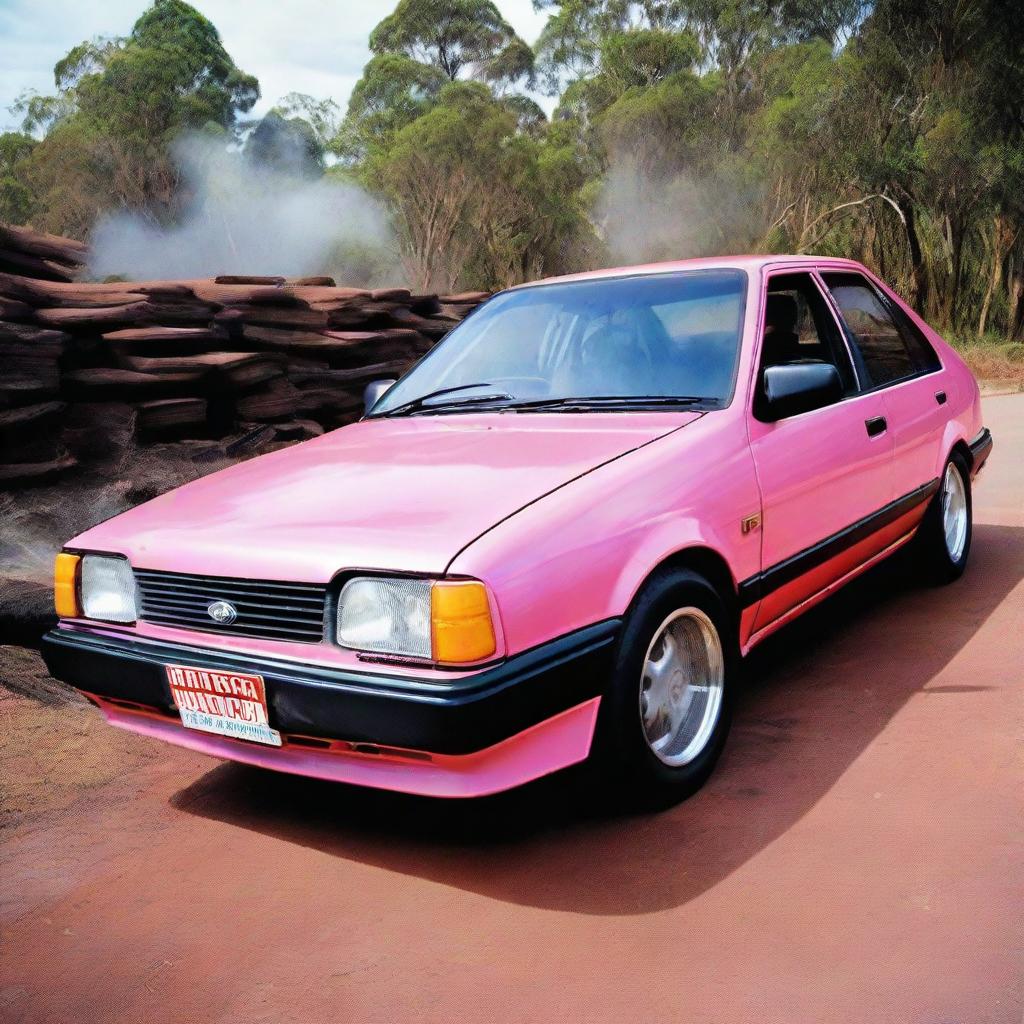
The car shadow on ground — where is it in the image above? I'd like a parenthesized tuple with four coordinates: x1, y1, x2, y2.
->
(171, 524, 1023, 916)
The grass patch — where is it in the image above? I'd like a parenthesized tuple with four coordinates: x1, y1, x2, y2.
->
(947, 333, 1024, 391)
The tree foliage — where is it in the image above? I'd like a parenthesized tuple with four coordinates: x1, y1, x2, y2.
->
(244, 111, 324, 177)
(8, 0, 1024, 338)
(341, 53, 448, 158)
(364, 82, 588, 288)
(369, 0, 534, 87)
(270, 93, 343, 152)
(0, 133, 37, 224)
(13, 0, 258, 234)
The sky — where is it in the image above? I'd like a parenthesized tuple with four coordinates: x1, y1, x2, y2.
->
(0, 0, 552, 133)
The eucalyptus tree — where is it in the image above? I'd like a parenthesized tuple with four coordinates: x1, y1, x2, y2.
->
(342, 0, 537, 158)
(340, 54, 448, 160)
(14, 0, 258, 235)
(270, 93, 343, 153)
(812, 0, 1024, 329)
(0, 133, 36, 224)
(245, 111, 324, 178)
(369, 0, 535, 88)
(365, 81, 588, 290)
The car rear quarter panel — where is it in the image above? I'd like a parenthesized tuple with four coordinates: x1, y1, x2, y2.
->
(447, 409, 762, 656)
(929, 337, 983, 471)
(859, 266, 984, 472)
(931, 343, 983, 474)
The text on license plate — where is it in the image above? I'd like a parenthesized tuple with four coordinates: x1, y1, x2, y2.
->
(166, 664, 282, 747)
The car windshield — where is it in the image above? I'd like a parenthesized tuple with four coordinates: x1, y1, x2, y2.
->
(371, 269, 747, 416)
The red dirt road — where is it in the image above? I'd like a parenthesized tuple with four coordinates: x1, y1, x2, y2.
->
(2, 395, 1022, 1024)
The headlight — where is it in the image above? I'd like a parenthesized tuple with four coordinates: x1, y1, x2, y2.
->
(80, 554, 138, 623)
(337, 577, 432, 658)
(337, 577, 496, 663)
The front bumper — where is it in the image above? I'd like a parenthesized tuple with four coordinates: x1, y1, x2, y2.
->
(42, 621, 619, 798)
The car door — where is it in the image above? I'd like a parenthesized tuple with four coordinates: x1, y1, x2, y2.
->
(745, 269, 895, 636)
(819, 270, 947, 498)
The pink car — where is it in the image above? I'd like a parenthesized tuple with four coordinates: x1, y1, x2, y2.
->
(44, 256, 992, 805)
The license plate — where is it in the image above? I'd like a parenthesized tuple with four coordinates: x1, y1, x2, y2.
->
(166, 664, 282, 747)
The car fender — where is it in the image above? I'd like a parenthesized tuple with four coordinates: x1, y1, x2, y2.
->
(603, 515, 741, 618)
(448, 413, 761, 656)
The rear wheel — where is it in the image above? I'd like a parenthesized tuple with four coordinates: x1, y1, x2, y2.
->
(591, 568, 735, 809)
(913, 451, 973, 583)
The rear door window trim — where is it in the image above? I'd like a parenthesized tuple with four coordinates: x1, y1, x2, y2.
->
(814, 268, 942, 396)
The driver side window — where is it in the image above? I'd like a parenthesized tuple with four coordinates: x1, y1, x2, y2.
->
(755, 272, 857, 420)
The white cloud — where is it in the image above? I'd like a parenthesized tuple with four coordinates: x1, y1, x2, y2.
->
(0, 0, 553, 133)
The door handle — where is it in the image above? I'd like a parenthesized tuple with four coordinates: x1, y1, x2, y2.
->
(865, 416, 887, 437)
(935, 390, 947, 405)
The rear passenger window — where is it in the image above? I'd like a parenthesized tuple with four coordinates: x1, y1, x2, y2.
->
(890, 305, 942, 373)
(821, 272, 939, 387)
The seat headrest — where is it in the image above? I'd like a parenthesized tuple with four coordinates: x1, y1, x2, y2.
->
(765, 293, 799, 335)
(585, 323, 630, 352)
(583, 323, 634, 357)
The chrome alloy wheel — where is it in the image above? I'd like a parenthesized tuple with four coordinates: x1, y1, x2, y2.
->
(941, 461, 968, 562)
(639, 607, 725, 767)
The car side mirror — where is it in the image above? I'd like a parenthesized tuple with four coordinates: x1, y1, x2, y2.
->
(761, 362, 843, 421)
(363, 379, 397, 415)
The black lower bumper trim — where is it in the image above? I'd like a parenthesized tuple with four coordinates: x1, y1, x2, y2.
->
(41, 621, 619, 755)
(969, 427, 993, 474)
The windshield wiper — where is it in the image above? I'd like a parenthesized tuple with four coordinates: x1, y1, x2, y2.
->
(377, 389, 715, 418)
(374, 383, 514, 418)
(499, 395, 715, 412)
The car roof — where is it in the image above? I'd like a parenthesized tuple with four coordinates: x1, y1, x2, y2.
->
(511, 254, 870, 290)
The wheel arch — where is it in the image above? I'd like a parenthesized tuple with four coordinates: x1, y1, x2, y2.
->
(627, 544, 740, 627)
(949, 438, 972, 471)
(936, 417, 976, 480)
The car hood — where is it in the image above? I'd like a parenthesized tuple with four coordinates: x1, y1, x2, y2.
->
(71, 412, 701, 581)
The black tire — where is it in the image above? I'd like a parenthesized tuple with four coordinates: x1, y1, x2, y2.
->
(590, 567, 736, 809)
(912, 450, 973, 584)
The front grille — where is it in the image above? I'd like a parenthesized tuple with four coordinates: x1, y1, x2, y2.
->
(134, 569, 328, 644)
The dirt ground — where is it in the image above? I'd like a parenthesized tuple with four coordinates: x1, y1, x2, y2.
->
(1, 394, 1022, 1024)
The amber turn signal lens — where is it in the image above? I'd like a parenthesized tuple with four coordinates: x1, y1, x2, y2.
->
(54, 552, 81, 618)
(431, 581, 496, 664)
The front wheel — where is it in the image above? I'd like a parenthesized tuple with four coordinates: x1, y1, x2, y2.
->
(591, 568, 736, 809)
(913, 451, 973, 583)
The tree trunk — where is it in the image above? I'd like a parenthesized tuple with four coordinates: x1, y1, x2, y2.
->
(1009, 261, 1024, 342)
(978, 216, 1008, 338)
(899, 199, 928, 315)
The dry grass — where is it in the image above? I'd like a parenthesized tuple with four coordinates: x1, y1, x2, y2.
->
(0, 646, 160, 829)
(949, 334, 1024, 392)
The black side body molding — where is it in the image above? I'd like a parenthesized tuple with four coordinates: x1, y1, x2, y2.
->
(738, 479, 940, 608)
